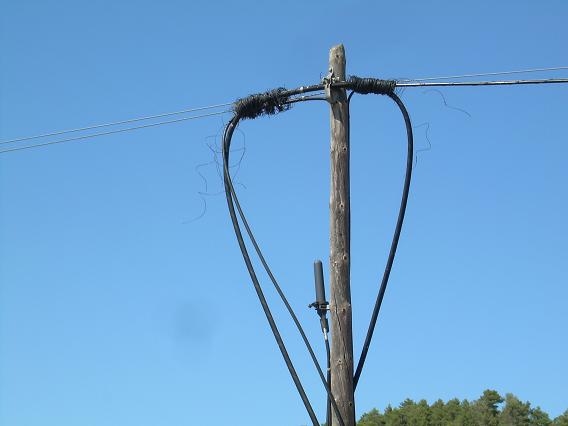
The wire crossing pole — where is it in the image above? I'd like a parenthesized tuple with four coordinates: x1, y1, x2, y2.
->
(328, 44, 355, 426)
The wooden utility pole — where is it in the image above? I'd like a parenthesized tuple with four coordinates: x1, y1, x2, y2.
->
(328, 44, 355, 426)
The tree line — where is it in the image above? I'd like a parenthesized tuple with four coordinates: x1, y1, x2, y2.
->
(357, 390, 568, 426)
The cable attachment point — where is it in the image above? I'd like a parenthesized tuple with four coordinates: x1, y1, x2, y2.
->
(348, 76, 397, 95)
(308, 301, 330, 314)
(322, 67, 340, 104)
(233, 87, 291, 120)
(309, 260, 330, 334)
(309, 300, 330, 338)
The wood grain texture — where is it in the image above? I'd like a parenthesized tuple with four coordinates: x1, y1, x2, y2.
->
(329, 44, 355, 426)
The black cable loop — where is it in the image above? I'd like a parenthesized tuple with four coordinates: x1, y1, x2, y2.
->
(352, 91, 414, 390)
(223, 110, 347, 426)
(224, 125, 345, 425)
(222, 117, 319, 426)
(223, 79, 412, 421)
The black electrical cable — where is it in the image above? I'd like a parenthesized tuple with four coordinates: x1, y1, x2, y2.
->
(352, 91, 414, 390)
(223, 91, 346, 426)
(223, 79, 412, 422)
(225, 141, 345, 426)
(222, 74, 567, 416)
(222, 114, 321, 426)
(325, 334, 332, 426)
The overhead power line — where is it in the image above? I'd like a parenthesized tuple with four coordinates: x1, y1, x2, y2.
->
(0, 102, 232, 146)
(2, 73, 567, 156)
(398, 66, 568, 82)
(395, 78, 568, 88)
(0, 110, 230, 154)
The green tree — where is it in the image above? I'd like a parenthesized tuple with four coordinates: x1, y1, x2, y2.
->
(529, 407, 552, 426)
(500, 393, 531, 426)
(382, 404, 407, 426)
(359, 408, 384, 426)
(356, 391, 563, 426)
(429, 399, 447, 426)
(397, 399, 431, 426)
(444, 398, 465, 425)
(474, 389, 504, 426)
(553, 410, 568, 426)
(459, 399, 479, 426)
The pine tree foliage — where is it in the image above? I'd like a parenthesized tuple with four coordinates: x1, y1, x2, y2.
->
(358, 390, 564, 426)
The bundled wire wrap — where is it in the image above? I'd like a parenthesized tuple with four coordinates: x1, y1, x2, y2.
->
(223, 76, 413, 424)
(233, 88, 292, 119)
(348, 76, 397, 95)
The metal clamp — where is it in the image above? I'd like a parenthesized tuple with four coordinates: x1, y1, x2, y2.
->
(322, 67, 340, 104)
(308, 301, 330, 312)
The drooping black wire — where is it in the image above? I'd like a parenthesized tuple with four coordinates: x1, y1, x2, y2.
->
(352, 92, 414, 390)
(325, 334, 332, 426)
(225, 138, 345, 426)
(223, 92, 346, 426)
(222, 81, 413, 420)
(222, 114, 321, 426)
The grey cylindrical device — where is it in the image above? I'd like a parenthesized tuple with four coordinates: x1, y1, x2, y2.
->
(314, 260, 326, 305)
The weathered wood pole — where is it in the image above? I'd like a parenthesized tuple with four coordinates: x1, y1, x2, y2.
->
(328, 44, 355, 426)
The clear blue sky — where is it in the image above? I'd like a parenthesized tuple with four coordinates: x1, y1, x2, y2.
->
(1, 1, 567, 425)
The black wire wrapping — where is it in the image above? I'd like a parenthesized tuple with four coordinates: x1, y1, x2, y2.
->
(348, 76, 397, 95)
(223, 78, 413, 424)
(233, 88, 291, 119)
(226, 89, 347, 426)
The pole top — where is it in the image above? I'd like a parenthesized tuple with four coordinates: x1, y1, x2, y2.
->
(329, 45, 346, 81)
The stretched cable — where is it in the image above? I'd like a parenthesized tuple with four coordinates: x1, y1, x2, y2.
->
(352, 91, 414, 389)
(395, 78, 568, 88)
(0, 102, 232, 145)
(0, 110, 229, 154)
(399, 65, 568, 82)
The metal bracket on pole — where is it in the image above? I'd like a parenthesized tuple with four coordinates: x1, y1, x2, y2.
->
(309, 260, 330, 337)
(323, 67, 340, 104)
